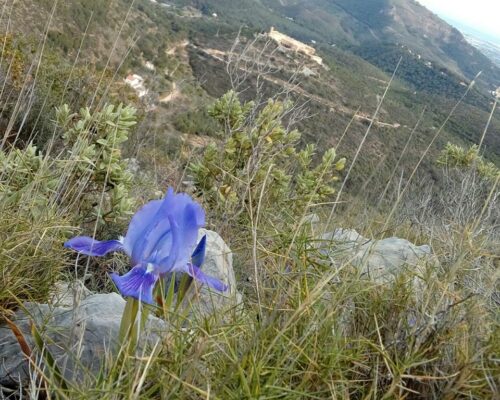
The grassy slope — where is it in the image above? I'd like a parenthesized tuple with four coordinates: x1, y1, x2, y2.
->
(0, 1, 498, 399)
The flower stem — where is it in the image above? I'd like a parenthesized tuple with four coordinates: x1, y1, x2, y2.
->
(118, 297, 149, 355)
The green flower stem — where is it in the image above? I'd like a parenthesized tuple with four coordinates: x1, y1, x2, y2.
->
(118, 297, 150, 355)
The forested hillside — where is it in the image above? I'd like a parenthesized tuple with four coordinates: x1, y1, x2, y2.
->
(2, 0, 498, 187)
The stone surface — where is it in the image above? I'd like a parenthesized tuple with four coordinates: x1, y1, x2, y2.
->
(187, 229, 242, 317)
(320, 228, 434, 284)
(125, 157, 140, 175)
(0, 293, 166, 387)
(318, 228, 439, 337)
(49, 280, 92, 308)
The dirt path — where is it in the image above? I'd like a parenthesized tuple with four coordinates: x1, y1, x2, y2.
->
(160, 82, 181, 103)
(196, 46, 401, 129)
(167, 39, 189, 56)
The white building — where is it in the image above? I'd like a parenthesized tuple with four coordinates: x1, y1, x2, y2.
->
(124, 74, 148, 98)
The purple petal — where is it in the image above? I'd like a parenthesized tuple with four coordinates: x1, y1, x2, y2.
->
(182, 263, 228, 292)
(156, 215, 180, 273)
(180, 204, 203, 259)
(111, 265, 158, 305)
(122, 199, 163, 261)
(64, 236, 123, 257)
(191, 235, 207, 268)
(155, 204, 202, 274)
(133, 188, 205, 264)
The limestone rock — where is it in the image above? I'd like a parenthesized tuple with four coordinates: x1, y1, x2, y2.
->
(318, 228, 439, 337)
(187, 229, 242, 317)
(321, 228, 435, 284)
(49, 280, 92, 308)
(0, 293, 166, 387)
(125, 157, 140, 175)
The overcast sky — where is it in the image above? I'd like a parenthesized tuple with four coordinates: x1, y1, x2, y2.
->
(417, 0, 500, 41)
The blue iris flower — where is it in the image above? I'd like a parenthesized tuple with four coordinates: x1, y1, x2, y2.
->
(64, 188, 228, 304)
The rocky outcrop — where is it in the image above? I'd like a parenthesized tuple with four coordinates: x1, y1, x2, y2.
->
(320, 228, 435, 285)
(0, 292, 166, 387)
(189, 229, 242, 317)
(318, 228, 444, 339)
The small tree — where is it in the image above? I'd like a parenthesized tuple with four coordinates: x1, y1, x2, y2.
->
(437, 142, 499, 180)
(190, 91, 345, 243)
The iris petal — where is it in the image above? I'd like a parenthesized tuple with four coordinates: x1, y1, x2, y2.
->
(183, 263, 228, 292)
(157, 203, 201, 268)
(64, 236, 123, 257)
(179, 204, 202, 262)
(123, 199, 163, 262)
(191, 235, 207, 268)
(156, 215, 181, 273)
(111, 265, 158, 305)
(141, 188, 205, 262)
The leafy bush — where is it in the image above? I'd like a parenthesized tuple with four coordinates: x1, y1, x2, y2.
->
(0, 103, 137, 316)
(437, 142, 500, 180)
(0, 144, 69, 315)
(173, 108, 219, 136)
(190, 91, 345, 243)
(0, 34, 26, 86)
(56, 104, 137, 226)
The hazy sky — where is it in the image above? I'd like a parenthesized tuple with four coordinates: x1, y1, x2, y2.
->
(417, 0, 500, 41)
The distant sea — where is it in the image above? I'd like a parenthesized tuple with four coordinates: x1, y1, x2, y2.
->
(440, 16, 500, 68)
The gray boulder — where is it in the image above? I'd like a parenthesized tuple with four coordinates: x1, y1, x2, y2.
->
(0, 292, 166, 387)
(319, 228, 440, 338)
(321, 228, 435, 285)
(49, 280, 92, 308)
(181, 229, 242, 318)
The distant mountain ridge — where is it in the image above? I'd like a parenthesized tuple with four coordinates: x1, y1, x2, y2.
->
(276, 0, 500, 88)
(440, 15, 500, 44)
(446, 20, 500, 69)
(173, 0, 500, 90)
(464, 34, 500, 69)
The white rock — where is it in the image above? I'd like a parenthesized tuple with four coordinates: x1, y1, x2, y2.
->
(182, 229, 242, 318)
(49, 280, 92, 307)
(0, 293, 166, 386)
(125, 157, 140, 175)
(321, 228, 434, 285)
(301, 66, 316, 77)
(319, 228, 440, 336)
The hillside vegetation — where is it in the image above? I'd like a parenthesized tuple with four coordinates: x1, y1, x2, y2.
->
(0, 0, 499, 399)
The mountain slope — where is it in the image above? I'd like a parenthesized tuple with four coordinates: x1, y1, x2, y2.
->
(285, 0, 500, 90)
(171, 0, 500, 91)
(1, 0, 498, 198)
(465, 34, 500, 68)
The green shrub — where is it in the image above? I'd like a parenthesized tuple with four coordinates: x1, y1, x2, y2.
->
(56, 103, 137, 226)
(437, 142, 500, 180)
(173, 108, 218, 136)
(0, 144, 70, 315)
(0, 103, 137, 316)
(190, 91, 345, 245)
